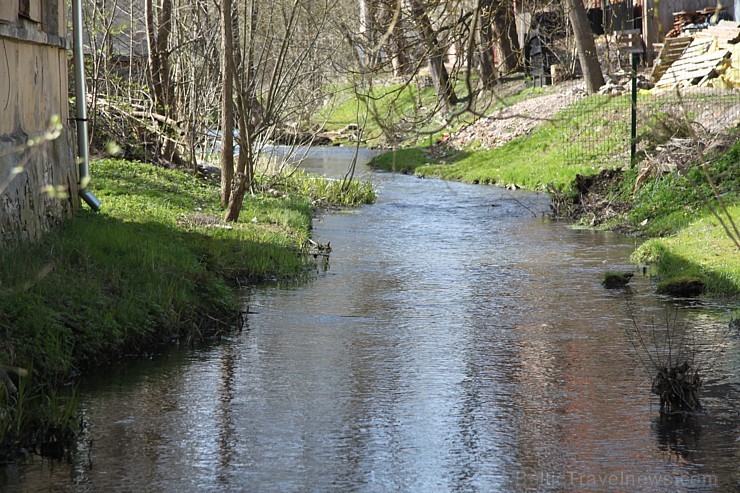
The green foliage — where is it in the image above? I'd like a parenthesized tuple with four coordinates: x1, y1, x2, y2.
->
(265, 169, 376, 208)
(0, 375, 79, 461)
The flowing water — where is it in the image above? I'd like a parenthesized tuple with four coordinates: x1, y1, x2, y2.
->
(2, 147, 738, 492)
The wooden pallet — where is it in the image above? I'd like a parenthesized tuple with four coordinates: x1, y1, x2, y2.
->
(656, 38, 731, 87)
(651, 36, 693, 82)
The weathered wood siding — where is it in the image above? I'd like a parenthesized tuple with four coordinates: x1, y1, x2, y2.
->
(0, 0, 78, 246)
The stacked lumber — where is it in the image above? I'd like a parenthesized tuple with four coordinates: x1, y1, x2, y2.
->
(656, 40, 730, 88)
(666, 10, 712, 38)
(651, 37, 693, 82)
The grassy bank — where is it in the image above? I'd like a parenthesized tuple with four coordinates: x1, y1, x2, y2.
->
(371, 93, 648, 190)
(626, 142, 740, 296)
(0, 158, 375, 457)
(370, 89, 740, 297)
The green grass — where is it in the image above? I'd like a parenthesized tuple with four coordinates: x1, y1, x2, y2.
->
(372, 94, 634, 190)
(370, 90, 726, 191)
(271, 170, 376, 208)
(623, 138, 740, 295)
(631, 206, 740, 296)
(0, 158, 375, 456)
(319, 81, 444, 146)
(319, 77, 532, 148)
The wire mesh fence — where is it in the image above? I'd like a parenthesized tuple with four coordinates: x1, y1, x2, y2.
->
(561, 87, 740, 170)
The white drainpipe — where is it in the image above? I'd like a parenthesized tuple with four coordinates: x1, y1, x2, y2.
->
(72, 0, 100, 211)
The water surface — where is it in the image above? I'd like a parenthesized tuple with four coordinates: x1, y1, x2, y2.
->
(2, 148, 738, 492)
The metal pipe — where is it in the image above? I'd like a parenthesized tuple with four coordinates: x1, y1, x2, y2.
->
(72, 0, 100, 211)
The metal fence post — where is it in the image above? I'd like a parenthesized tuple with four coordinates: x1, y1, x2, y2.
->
(630, 53, 638, 169)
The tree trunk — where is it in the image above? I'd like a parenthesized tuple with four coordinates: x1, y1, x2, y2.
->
(377, 0, 409, 76)
(224, 0, 262, 222)
(389, 1, 410, 76)
(565, 0, 604, 94)
(490, 0, 519, 72)
(157, 0, 177, 162)
(358, 0, 370, 66)
(144, 0, 181, 164)
(408, 0, 458, 112)
(220, 0, 235, 207)
(224, 173, 249, 222)
(144, 0, 161, 103)
(156, 0, 173, 107)
(478, 0, 520, 87)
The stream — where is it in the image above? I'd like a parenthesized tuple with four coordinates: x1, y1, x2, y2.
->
(2, 147, 738, 492)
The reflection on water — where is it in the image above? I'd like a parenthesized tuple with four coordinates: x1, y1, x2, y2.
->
(2, 149, 738, 492)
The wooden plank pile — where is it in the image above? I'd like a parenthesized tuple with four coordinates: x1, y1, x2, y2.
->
(665, 9, 714, 38)
(651, 37, 693, 82)
(654, 21, 740, 89)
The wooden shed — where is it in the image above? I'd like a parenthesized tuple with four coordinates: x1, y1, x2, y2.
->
(0, 0, 78, 246)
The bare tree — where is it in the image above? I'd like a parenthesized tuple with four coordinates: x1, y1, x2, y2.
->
(220, 0, 235, 207)
(144, 0, 183, 162)
(220, 0, 344, 222)
(384, 0, 411, 76)
(478, 0, 519, 88)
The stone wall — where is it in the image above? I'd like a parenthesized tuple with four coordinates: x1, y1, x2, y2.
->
(0, 0, 78, 246)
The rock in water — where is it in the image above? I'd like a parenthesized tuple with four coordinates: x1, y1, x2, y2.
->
(602, 271, 634, 289)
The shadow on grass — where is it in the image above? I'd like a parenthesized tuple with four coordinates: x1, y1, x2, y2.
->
(0, 209, 311, 456)
(649, 248, 739, 298)
(2, 209, 311, 373)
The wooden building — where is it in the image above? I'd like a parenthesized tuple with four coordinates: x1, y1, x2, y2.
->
(0, 0, 78, 246)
